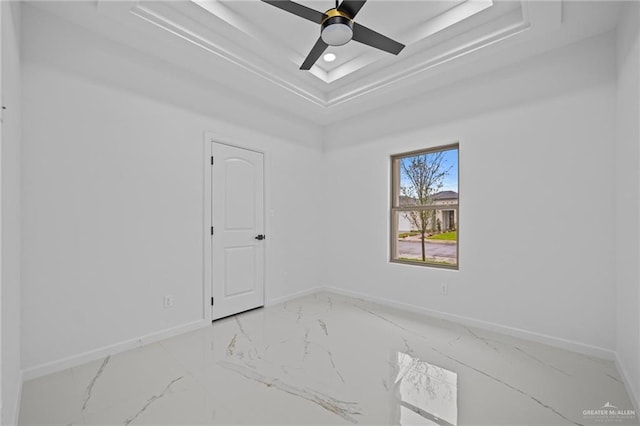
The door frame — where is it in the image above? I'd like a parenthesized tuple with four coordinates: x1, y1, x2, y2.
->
(203, 132, 269, 322)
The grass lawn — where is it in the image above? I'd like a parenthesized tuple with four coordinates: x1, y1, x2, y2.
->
(398, 231, 421, 238)
(428, 230, 457, 241)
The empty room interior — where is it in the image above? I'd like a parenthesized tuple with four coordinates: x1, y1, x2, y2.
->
(1, 0, 640, 425)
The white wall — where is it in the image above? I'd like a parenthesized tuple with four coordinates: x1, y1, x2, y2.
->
(324, 33, 618, 355)
(15, 1, 637, 403)
(615, 1, 640, 410)
(1, 1, 22, 424)
(20, 5, 324, 374)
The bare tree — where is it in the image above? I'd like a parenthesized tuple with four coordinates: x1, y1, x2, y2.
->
(400, 151, 451, 261)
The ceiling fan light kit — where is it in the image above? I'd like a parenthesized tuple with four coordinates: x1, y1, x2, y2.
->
(261, 0, 405, 70)
(321, 9, 353, 46)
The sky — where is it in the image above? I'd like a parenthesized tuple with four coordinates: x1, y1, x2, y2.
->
(399, 147, 459, 193)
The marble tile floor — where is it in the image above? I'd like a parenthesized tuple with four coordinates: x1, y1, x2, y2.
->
(18, 292, 639, 426)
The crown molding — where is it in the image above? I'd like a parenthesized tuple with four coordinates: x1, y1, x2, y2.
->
(130, 3, 328, 107)
(126, 0, 560, 109)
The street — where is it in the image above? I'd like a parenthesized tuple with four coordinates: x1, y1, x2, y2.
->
(397, 240, 457, 262)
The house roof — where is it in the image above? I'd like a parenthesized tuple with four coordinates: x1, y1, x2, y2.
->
(432, 191, 458, 200)
(399, 191, 458, 205)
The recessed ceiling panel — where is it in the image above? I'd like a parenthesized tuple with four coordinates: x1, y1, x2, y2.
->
(224, 0, 468, 74)
(213, 0, 490, 80)
(31, 0, 620, 125)
(125, 0, 563, 108)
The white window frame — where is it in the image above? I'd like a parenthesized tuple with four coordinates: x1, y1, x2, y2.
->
(390, 143, 459, 270)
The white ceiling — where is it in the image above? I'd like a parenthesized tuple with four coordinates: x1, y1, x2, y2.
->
(211, 0, 485, 79)
(30, 0, 623, 126)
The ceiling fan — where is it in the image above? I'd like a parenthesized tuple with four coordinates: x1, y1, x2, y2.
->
(261, 0, 405, 70)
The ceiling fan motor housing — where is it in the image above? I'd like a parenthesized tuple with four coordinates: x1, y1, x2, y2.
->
(321, 9, 354, 46)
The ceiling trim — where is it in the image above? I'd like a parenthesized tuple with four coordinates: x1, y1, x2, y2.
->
(326, 19, 532, 108)
(128, 0, 559, 110)
(321, 0, 494, 84)
(130, 3, 328, 107)
(191, 0, 494, 86)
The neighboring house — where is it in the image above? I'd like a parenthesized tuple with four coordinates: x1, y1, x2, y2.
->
(397, 191, 458, 233)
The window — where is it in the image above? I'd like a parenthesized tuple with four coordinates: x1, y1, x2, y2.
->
(390, 144, 459, 269)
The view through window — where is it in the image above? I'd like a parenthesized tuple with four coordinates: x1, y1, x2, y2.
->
(391, 144, 459, 269)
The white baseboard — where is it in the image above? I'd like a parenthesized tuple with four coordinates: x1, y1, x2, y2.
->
(615, 353, 640, 414)
(321, 286, 616, 360)
(266, 286, 321, 306)
(22, 287, 319, 381)
(22, 319, 210, 381)
(19, 286, 622, 389)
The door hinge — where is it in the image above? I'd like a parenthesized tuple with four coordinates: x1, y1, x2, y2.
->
(211, 226, 214, 235)
(211, 156, 214, 165)
(211, 297, 214, 306)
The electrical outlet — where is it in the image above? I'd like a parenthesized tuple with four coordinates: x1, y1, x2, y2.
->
(440, 283, 449, 296)
(163, 295, 174, 309)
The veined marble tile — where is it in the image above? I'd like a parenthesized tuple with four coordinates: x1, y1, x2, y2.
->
(18, 368, 83, 426)
(71, 342, 189, 416)
(19, 292, 639, 426)
(81, 373, 215, 425)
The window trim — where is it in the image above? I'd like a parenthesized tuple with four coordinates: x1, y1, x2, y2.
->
(390, 143, 459, 270)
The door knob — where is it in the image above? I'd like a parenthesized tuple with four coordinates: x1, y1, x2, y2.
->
(255, 234, 266, 240)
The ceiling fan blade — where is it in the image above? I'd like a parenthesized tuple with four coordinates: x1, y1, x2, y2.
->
(352, 22, 405, 55)
(337, 0, 367, 19)
(260, 0, 326, 24)
(300, 38, 329, 70)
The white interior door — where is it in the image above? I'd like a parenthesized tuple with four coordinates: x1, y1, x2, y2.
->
(211, 142, 265, 320)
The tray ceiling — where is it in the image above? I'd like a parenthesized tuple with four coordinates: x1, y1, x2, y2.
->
(30, 1, 622, 125)
(127, 0, 556, 107)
